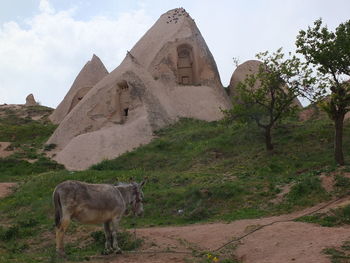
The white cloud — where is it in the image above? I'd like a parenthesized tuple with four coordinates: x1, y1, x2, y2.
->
(39, 0, 54, 14)
(1, 0, 349, 107)
(0, 1, 153, 107)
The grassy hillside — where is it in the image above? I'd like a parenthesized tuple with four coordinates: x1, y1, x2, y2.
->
(0, 105, 63, 181)
(1, 108, 350, 262)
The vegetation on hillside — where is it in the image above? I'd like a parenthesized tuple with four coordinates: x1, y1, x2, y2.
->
(2, 111, 350, 261)
(223, 48, 314, 151)
(296, 18, 350, 165)
(0, 105, 63, 181)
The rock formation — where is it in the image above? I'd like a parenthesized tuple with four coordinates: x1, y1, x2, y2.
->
(47, 8, 231, 170)
(229, 60, 302, 107)
(49, 54, 109, 124)
(25, 94, 38, 106)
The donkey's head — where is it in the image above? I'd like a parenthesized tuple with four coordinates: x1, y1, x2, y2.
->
(130, 180, 145, 216)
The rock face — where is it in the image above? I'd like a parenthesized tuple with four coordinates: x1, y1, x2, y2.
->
(25, 94, 37, 106)
(229, 60, 262, 98)
(49, 54, 109, 124)
(47, 8, 231, 170)
(229, 60, 302, 107)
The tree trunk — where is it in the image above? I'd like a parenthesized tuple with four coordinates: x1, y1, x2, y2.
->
(265, 126, 274, 151)
(334, 114, 345, 165)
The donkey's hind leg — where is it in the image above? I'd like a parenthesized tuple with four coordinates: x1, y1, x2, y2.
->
(56, 217, 70, 257)
(111, 217, 122, 254)
(103, 221, 113, 255)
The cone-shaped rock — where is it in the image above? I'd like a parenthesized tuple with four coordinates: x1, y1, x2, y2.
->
(49, 54, 109, 124)
(47, 8, 231, 170)
(25, 93, 37, 106)
(229, 60, 302, 107)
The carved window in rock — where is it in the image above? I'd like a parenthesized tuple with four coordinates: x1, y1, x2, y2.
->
(118, 81, 131, 122)
(108, 80, 132, 124)
(177, 45, 196, 85)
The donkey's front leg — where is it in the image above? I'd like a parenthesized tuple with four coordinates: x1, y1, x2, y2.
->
(111, 217, 122, 254)
(103, 221, 113, 255)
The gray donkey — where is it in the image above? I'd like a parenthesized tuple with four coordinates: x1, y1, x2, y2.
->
(53, 180, 145, 256)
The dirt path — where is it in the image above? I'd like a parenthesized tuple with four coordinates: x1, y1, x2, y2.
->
(101, 197, 350, 263)
(0, 142, 13, 158)
(0, 183, 17, 198)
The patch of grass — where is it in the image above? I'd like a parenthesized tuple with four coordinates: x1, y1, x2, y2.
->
(43, 143, 57, 151)
(297, 205, 350, 227)
(0, 157, 64, 181)
(285, 171, 330, 206)
(0, 219, 39, 241)
(323, 241, 350, 263)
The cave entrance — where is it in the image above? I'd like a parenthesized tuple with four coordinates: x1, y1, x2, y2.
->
(117, 80, 131, 122)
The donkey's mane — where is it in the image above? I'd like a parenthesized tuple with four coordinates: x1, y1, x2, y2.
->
(115, 182, 135, 188)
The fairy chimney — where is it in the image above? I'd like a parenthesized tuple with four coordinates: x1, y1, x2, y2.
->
(47, 8, 231, 170)
(229, 60, 302, 107)
(25, 94, 37, 106)
(49, 54, 109, 124)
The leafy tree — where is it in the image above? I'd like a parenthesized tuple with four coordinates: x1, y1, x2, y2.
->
(296, 19, 350, 165)
(223, 49, 314, 151)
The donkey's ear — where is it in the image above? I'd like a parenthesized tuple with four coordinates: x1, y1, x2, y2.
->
(114, 178, 119, 186)
(140, 181, 146, 188)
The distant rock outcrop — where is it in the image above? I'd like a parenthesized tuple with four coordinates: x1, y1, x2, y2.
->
(229, 60, 302, 108)
(25, 94, 38, 106)
(49, 54, 109, 124)
(47, 8, 231, 170)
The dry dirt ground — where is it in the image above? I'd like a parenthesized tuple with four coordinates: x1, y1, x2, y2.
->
(0, 183, 17, 198)
(1, 184, 350, 263)
(0, 142, 13, 158)
(89, 197, 350, 263)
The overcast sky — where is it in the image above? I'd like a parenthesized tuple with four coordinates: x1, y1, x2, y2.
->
(0, 0, 349, 107)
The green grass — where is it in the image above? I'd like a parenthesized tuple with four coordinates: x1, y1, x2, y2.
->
(0, 105, 55, 144)
(323, 241, 350, 263)
(0, 105, 63, 181)
(2, 112, 350, 261)
(0, 157, 64, 181)
(297, 204, 350, 227)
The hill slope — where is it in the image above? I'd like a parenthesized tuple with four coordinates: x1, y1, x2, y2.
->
(2, 109, 350, 262)
(0, 104, 63, 181)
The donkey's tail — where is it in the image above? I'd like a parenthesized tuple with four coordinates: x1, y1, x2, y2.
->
(53, 190, 62, 228)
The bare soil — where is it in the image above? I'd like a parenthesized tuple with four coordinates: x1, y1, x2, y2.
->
(0, 142, 13, 158)
(0, 183, 17, 199)
(102, 197, 350, 263)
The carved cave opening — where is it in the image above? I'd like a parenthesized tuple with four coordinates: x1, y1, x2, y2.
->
(117, 80, 131, 122)
(68, 86, 92, 114)
(124, 108, 129, 116)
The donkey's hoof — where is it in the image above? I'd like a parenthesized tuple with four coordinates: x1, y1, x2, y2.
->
(102, 248, 113, 255)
